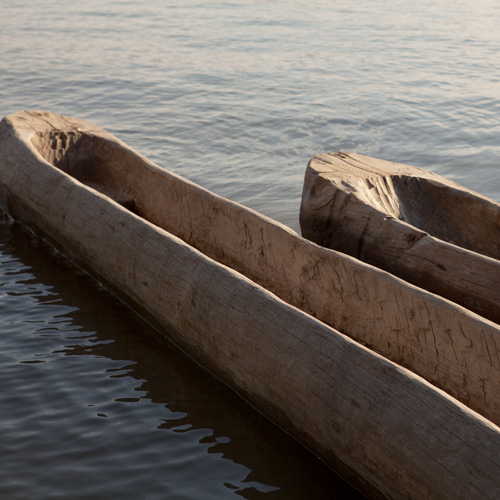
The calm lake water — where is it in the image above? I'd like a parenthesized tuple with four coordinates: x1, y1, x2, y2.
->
(1, 0, 499, 498)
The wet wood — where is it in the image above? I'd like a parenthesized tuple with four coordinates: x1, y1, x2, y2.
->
(2, 111, 500, 500)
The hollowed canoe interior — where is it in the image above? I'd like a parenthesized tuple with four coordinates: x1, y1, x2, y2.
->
(31, 130, 139, 212)
(357, 173, 500, 260)
(29, 129, 276, 297)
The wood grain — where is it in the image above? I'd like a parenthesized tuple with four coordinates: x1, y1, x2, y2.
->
(2, 111, 500, 499)
(300, 152, 500, 323)
(17, 114, 500, 427)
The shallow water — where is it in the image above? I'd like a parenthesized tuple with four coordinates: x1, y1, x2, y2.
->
(1, 0, 500, 498)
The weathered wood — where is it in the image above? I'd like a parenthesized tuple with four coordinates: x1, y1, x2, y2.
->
(2, 111, 500, 499)
(300, 152, 500, 325)
(10, 111, 500, 428)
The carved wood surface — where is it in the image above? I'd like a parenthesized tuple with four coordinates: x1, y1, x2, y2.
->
(300, 152, 500, 324)
(2, 111, 500, 499)
(10, 111, 500, 428)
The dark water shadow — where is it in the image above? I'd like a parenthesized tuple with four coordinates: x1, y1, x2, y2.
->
(1, 216, 366, 499)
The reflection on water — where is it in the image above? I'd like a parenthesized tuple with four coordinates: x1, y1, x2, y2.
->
(0, 215, 365, 499)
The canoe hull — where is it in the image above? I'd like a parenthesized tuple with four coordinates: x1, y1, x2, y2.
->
(300, 152, 500, 324)
(12, 114, 500, 429)
(2, 111, 500, 500)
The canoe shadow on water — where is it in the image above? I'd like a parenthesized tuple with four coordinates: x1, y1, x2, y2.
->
(1, 218, 365, 500)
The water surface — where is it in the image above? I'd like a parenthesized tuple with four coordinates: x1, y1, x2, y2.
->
(0, 216, 363, 499)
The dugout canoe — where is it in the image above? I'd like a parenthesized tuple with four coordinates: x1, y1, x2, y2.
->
(300, 152, 500, 324)
(2, 111, 500, 500)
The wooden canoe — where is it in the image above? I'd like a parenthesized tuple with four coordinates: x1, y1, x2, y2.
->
(300, 152, 500, 324)
(2, 111, 500, 500)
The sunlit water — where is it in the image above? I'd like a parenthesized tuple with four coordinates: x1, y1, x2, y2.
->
(1, 0, 500, 498)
